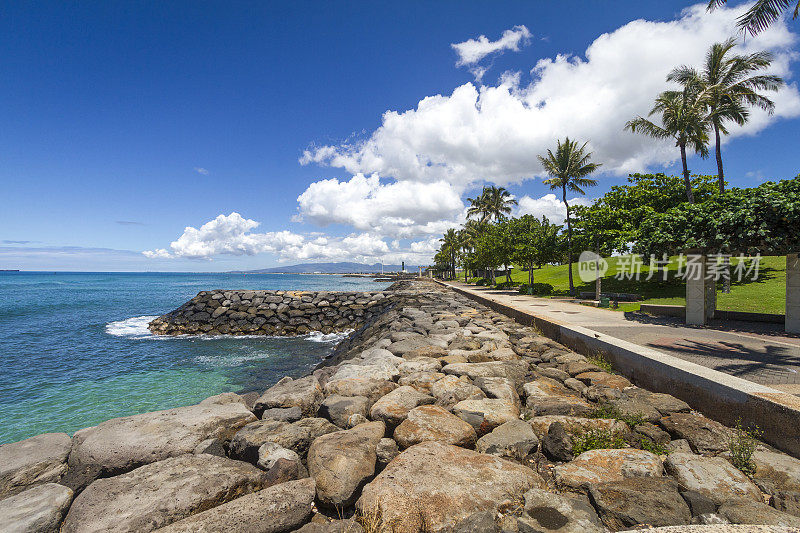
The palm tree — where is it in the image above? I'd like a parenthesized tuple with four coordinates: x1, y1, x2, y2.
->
(708, 0, 799, 36)
(466, 188, 490, 223)
(668, 38, 783, 193)
(625, 88, 710, 203)
(538, 138, 601, 296)
(483, 185, 518, 222)
(439, 228, 460, 280)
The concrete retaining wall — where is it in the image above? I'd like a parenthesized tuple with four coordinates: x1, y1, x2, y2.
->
(148, 290, 392, 336)
(640, 303, 785, 324)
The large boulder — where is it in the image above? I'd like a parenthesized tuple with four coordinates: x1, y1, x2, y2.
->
(398, 372, 445, 394)
(473, 377, 520, 408)
(253, 375, 324, 417)
(64, 402, 256, 490)
(526, 396, 592, 417)
(0, 433, 71, 498)
(658, 413, 732, 455)
(587, 477, 692, 530)
(61, 454, 268, 533)
(442, 361, 529, 384)
(527, 416, 627, 439)
(394, 405, 477, 449)
(452, 398, 519, 435)
(664, 452, 762, 504)
(369, 386, 435, 428)
(752, 449, 800, 493)
(323, 378, 397, 403)
(230, 418, 340, 463)
(317, 395, 369, 428)
(357, 441, 544, 533)
(0, 483, 74, 533)
(518, 488, 603, 533)
(154, 478, 317, 533)
(718, 497, 800, 527)
(574, 372, 631, 390)
(554, 449, 663, 490)
(387, 338, 446, 357)
(307, 421, 385, 508)
(430, 375, 485, 406)
(476, 419, 538, 459)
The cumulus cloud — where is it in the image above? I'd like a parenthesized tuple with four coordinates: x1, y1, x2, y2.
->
(452, 25, 532, 66)
(517, 194, 592, 224)
(142, 212, 437, 264)
(295, 173, 464, 238)
(301, 4, 800, 187)
(194, 167, 209, 175)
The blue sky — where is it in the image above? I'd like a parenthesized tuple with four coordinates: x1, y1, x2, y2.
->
(1, 1, 799, 271)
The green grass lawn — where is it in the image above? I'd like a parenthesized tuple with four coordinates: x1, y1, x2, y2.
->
(465, 255, 787, 315)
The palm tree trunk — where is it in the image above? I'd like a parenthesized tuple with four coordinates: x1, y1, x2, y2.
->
(714, 122, 725, 194)
(563, 185, 575, 296)
(680, 143, 695, 204)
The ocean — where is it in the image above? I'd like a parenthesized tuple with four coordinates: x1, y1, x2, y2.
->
(0, 271, 391, 444)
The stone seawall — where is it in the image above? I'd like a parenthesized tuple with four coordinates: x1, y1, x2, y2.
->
(148, 290, 392, 336)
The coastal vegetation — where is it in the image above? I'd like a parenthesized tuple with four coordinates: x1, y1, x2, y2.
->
(434, 37, 796, 314)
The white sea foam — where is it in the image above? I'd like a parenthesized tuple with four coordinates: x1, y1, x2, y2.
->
(304, 330, 352, 343)
(105, 315, 159, 338)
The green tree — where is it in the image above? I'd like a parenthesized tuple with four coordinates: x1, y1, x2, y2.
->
(483, 186, 518, 222)
(668, 38, 783, 193)
(708, 0, 799, 36)
(466, 189, 490, 223)
(439, 228, 460, 280)
(626, 89, 710, 204)
(538, 137, 601, 296)
(509, 215, 562, 288)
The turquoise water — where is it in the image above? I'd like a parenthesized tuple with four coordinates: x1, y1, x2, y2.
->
(0, 272, 390, 444)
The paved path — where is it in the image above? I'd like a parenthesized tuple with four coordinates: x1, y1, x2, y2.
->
(444, 281, 800, 394)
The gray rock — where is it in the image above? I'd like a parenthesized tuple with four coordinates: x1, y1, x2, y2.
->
(256, 442, 300, 471)
(294, 518, 365, 533)
(155, 478, 316, 533)
(369, 386, 435, 428)
(442, 361, 529, 385)
(259, 406, 303, 422)
(771, 490, 800, 518)
(0, 483, 74, 533)
(376, 438, 399, 469)
(307, 421, 385, 508)
(527, 396, 592, 417)
(542, 421, 574, 462)
(634, 422, 671, 446)
(473, 377, 521, 408)
(692, 513, 730, 524)
(554, 448, 663, 490)
(659, 413, 732, 455)
(318, 395, 369, 428)
(448, 511, 499, 532)
(324, 378, 397, 403)
(430, 375, 485, 407)
(192, 438, 226, 457)
(664, 452, 762, 504)
(539, 367, 571, 382)
(519, 488, 603, 532)
(387, 338, 445, 357)
(476, 419, 539, 459)
(347, 414, 369, 428)
(394, 405, 477, 449)
(667, 439, 693, 454)
(253, 375, 324, 417)
(61, 454, 268, 533)
(681, 489, 718, 517)
(610, 398, 661, 424)
(588, 477, 692, 530)
(357, 441, 544, 533)
(230, 417, 340, 463)
(63, 402, 255, 491)
(0, 433, 71, 498)
(752, 450, 800, 493)
(718, 497, 800, 527)
(452, 398, 520, 435)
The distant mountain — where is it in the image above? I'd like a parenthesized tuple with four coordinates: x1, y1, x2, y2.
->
(232, 262, 423, 274)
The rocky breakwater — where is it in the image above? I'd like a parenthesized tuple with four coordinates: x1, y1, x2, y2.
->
(148, 289, 391, 336)
(4, 279, 800, 532)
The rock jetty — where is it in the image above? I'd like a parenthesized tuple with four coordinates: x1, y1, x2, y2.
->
(148, 290, 391, 336)
(3, 279, 800, 532)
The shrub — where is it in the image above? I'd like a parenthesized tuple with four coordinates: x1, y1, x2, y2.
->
(495, 281, 520, 289)
(518, 283, 554, 295)
(638, 436, 668, 455)
(571, 429, 627, 455)
(586, 352, 615, 373)
(728, 419, 762, 477)
(588, 404, 646, 428)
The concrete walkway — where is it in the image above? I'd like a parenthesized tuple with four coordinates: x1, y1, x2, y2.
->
(444, 281, 800, 394)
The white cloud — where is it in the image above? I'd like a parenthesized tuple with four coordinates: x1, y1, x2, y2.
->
(452, 25, 532, 66)
(142, 212, 438, 264)
(517, 194, 592, 224)
(295, 173, 464, 238)
(301, 4, 800, 187)
(194, 167, 209, 175)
